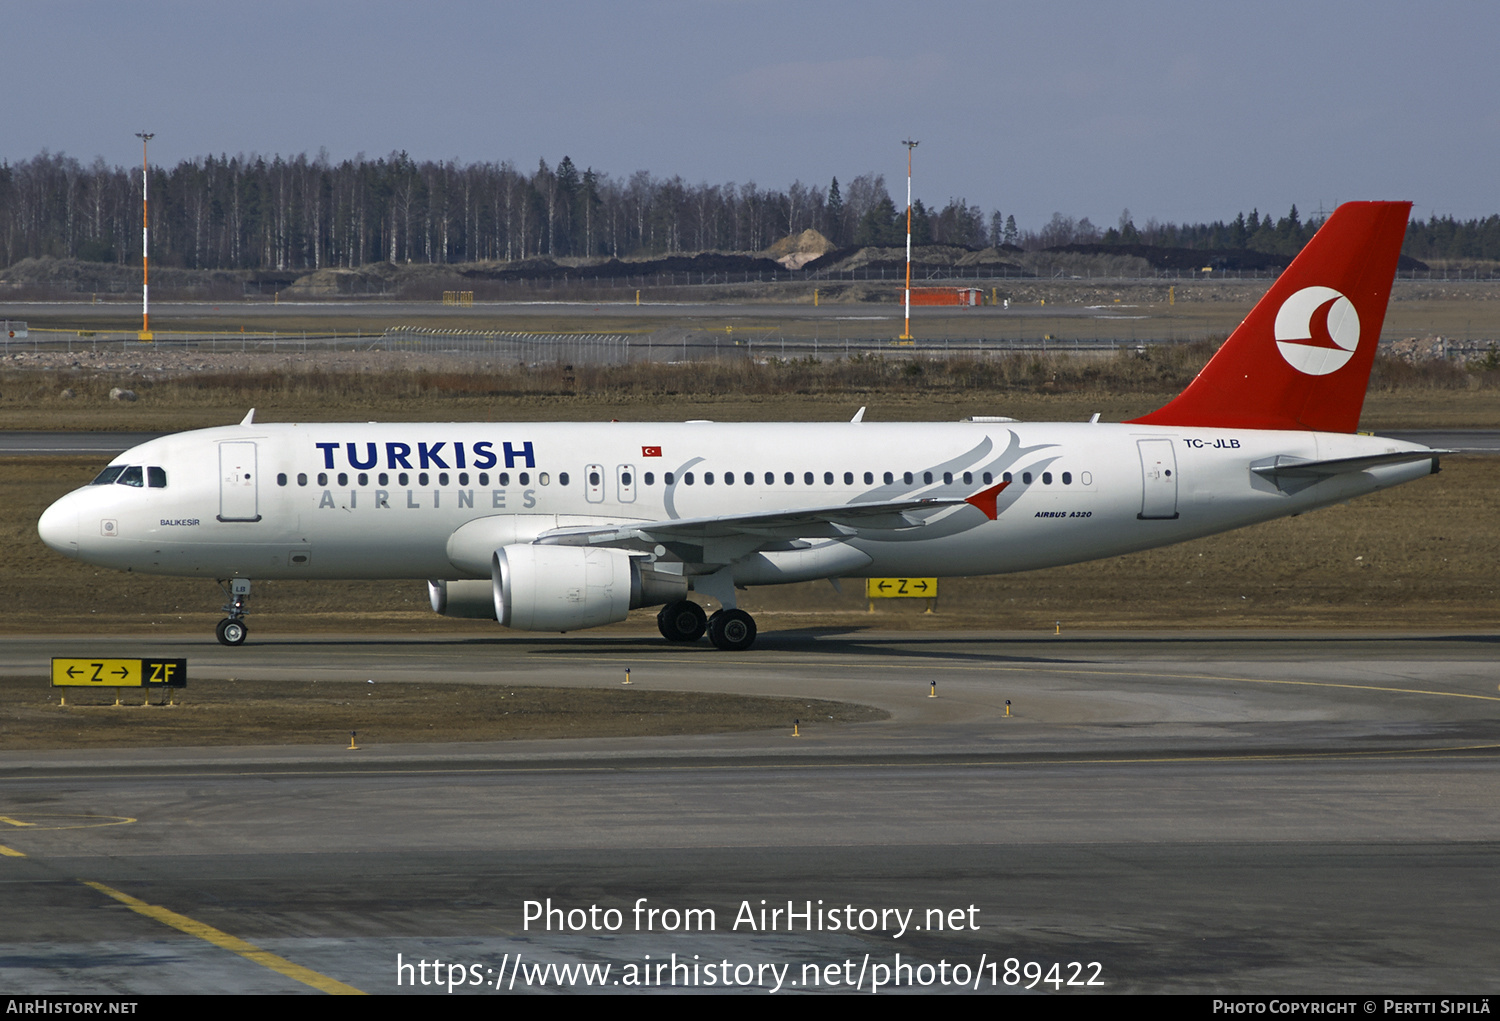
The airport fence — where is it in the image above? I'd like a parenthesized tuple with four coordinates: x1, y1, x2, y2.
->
(10, 325, 1495, 365)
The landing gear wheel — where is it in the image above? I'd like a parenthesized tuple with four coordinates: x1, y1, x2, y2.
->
(657, 600, 708, 642)
(216, 618, 247, 646)
(706, 608, 757, 651)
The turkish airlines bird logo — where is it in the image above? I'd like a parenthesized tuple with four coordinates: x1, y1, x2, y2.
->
(1274, 286, 1360, 375)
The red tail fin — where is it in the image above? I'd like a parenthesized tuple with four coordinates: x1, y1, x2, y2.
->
(1129, 201, 1411, 433)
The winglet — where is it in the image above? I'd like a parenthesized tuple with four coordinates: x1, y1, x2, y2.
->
(964, 481, 1010, 520)
(851, 406, 866, 423)
(240, 408, 256, 426)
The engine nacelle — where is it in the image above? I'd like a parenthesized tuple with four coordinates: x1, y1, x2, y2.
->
(427, 579, 498, 620)
(492, 544, 687, 632)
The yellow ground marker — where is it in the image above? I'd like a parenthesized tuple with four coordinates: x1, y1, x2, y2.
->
(81, 881, 365, 995)
(0, 845, 25, 857)
(0, 816, 35, 827)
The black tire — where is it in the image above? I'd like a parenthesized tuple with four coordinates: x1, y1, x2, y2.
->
(216, 618, 247, 646)
(706, 608, 756, 651)
(657, 600, 708, 642)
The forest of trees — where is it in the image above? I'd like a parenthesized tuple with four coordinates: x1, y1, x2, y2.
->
(1, 150, 1495, 272)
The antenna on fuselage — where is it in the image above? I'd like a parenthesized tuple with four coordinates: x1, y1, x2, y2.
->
(240, 409, 256, 426)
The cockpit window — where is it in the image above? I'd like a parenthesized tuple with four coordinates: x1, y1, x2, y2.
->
(90, 466, 126, 486)
(147, 466, 167, 488)
(117, 466, 144, 487)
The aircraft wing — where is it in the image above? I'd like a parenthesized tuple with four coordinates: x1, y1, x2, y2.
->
(534, 484, 1007, 560)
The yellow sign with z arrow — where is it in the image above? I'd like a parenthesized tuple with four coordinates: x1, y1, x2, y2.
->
(865, 578, 938, 599)
(51, 658, 187, 687)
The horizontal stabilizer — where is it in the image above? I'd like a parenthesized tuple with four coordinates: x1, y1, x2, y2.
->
(1251, 449, 1446, 487)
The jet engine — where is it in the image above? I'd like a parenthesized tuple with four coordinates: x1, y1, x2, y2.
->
(491, 544, 687, 632)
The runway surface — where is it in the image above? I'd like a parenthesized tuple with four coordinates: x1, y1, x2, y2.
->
(2, 630, 1498, 995)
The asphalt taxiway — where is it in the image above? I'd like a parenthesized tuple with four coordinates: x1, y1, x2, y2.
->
(1, 630, 1497, 995)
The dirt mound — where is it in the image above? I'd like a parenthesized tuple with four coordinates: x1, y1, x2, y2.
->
(765, 228, 834, 269)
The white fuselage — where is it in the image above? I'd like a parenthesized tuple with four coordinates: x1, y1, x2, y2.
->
(39, 420, 1435, 586)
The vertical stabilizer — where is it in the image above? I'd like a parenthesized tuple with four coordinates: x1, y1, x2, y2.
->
(1129, 201, 1411, 433)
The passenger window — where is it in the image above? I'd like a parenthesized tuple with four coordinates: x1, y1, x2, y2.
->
(803, 472, 814, 485)
(943, 472, 952, 484)
(458, 472, 468, 485)
(519, 472, 530, 485)
(1062, 472, 1072, 485)
(704, 472, 714, 485)
(148, 466, 167, 488)
(297, 473, 308, 487)
(439, 472, 449, 485)
(559, 472, 569, 486)
(823, 472, 834, 485)
(358, 473, 369, 486)
(722, 472, 733, 485)
(1042, 473, 1052, 484)
(118, 466, 144, 487)
(684, 472, 695, 485)
(338, 473, 349, 486)
(478, 472, 489, 485)
(499, 472, 511, 486)
(417, 472, 428, 486)
(379, 473, 390, 486)
(765, 472, 774, 485)
(317, 472, 328, 486)
(90, 466, 126, 486)
(744, 472, 753, 485)
(539, 472, 550, 485)
(844, 472, 854, 485)
(923, 472, 933, 484)
(884, 472, 894, 484)
(277, 473, 288, 487)
(621, 471, 633, 486)
(784, 472, 794, 485)
(1023, 472, 1033, 484)
(398, 472, 409, 486)
(963, 471, 972, 484)
(903, 472, 913, 485)
(983, 472, 993, 484)
(1001, 472, 1011, 483)
(643, 472, 654, 485)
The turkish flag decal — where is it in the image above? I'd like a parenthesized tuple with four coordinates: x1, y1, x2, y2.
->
(641, 446, 662, 457)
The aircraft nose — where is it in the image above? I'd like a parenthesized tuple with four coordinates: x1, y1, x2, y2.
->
(37, 496, 79, 556)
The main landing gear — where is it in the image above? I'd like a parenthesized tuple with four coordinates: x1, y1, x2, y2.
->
(215, 578, 251, 646)
(655, 599, 757, 651)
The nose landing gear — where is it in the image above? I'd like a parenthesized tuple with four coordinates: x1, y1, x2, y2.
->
(215, 578, 251, 646)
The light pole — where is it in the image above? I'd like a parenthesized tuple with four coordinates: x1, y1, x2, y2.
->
(900, 139, 918, 340)
(135, 132, 154, 340)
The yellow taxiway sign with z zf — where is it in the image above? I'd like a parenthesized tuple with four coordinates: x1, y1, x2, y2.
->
(51, 658, 187, 687)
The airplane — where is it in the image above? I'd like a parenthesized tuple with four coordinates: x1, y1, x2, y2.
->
(38, 201, 1444, 651)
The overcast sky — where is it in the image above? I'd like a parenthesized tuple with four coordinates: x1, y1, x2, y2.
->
(6, 1, 1496, 231)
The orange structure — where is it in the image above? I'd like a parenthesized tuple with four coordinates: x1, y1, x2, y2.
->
(908, 287, 984, 306)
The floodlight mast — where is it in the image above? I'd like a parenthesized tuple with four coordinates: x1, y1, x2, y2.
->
(900, 139, 918, 340)
(134, 132, 154, 341)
